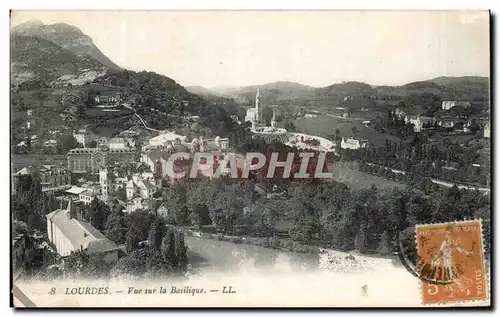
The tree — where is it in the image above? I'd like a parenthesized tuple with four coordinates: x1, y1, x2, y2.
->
(85, 198, 109, 231)
(160, 227, 188, 273)
(105, 207, 128, 244)
(354, 227, 366, 253)
(334, 128, 341, 141)
(284, 120, 296, 132)
(125, 226, 141, 253)
(148, 218, 167, 250)
(57, 134, 80, 152)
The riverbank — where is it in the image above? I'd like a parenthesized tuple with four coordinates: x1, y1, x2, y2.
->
(182, 229, 319, 254)
(182, 228, 397, 266)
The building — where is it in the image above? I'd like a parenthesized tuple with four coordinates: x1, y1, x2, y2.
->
(253, 126, 289, 143)
(484, 122, 490, 138)
(405, 115, 423, 132)
(442, 101, 472, 110)
(45, 199, 119, 262)
(79, 189, 99, 205)
(73, 129, 94, 147)
(148, 132, 186, 148)
(67, 146, 136, 174)
(107, 148, 136, 165)
(271, 111, 277, 128)
(304, 113, 318, 118)
(99, 167, 126, 197)
(126, 173, 161, 200)
(94, 94, 120, 105)
(67, 148, 107, 173)
(126, 197, 154, 213)
(341, 137, 368, 150)
(43, 139, 58, 148)
(245, 88, 264, 130)
(108, 138, 127, 150)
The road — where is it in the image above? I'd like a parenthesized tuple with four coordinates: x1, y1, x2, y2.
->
(123, 104, 166, 133)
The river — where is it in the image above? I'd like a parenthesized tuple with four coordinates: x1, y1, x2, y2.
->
(183, 236, 423, 306)
(182, 236, 490, 307)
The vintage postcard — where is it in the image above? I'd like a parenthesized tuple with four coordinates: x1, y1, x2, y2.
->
(10, 10, 491, 308)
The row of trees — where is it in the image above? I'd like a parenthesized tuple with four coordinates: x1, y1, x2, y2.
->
(141, 172, 490, 262)
(342, 135, 490, 187)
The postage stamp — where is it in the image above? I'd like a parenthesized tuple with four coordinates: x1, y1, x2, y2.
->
(415, 220, 488, 305)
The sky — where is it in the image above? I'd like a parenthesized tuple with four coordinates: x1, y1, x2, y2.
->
(11, 10, 490, 88)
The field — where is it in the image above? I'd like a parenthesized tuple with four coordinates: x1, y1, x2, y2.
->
(293, 115, 394, 147)
(328, 161, 407, 191)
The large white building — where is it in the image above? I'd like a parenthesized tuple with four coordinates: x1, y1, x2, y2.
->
(148, 132, 186, 148)
(45, 199, 119, 262)
(341, 137, 368, 150)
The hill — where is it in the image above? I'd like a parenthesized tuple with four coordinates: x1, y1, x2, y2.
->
(10, 35, 106, 88)
(230, 81, 316, 104)
(12, 20, 121, 70)
(186, 85, 222, 97)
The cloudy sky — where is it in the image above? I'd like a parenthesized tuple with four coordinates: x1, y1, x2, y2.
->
(11, 10, 490, 88)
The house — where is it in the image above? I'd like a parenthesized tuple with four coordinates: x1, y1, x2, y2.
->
(438, 119, 455, 128)
(126, 173, 161, 200)
(13, 165, 71, 193)
(156, 203, 169, 219)
(393, 108, 406, 119)
(45, 199, 119, 262)
(341, 137, 368, 150)
(442, 101, 472, 110)
(78, 189, 99, 205)
(73, 129, 94, 147)
(43, 139, 58, 148)
(30, 135, 39, 145)
(94, 94, 120, 105)
(404, 115, 422, 132)
(484, 122, 490, 138)
(126, 197, 154, 213)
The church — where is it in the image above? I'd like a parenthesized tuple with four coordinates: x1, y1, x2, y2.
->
(244, 87, 278, 130)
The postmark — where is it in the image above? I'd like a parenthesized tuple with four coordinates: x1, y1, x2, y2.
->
(415, 220, 488, 305)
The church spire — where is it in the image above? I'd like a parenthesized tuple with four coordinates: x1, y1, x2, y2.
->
(255, 87, 261, 127)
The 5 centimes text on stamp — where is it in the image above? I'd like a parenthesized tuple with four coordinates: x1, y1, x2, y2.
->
(415, 219, 488, 306)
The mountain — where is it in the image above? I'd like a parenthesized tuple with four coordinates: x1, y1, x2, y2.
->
(429, 76, 489, 87)
(185, 85, 221, 97)
(229, 81, 316, 104)
(319, 81, 375, 96)
(10, 34, 106, 87)
(11, 20, 120, 70)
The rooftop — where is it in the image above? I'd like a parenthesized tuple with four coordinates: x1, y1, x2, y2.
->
(46, 200, 118, 254)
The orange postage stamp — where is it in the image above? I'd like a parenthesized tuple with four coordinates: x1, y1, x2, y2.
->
(415, 220, 488, 305)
